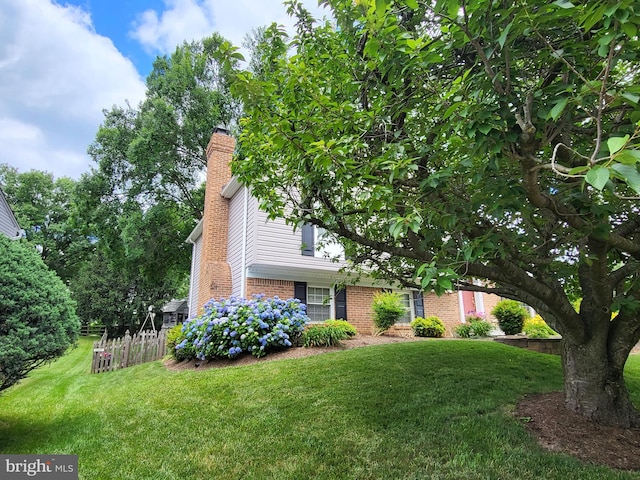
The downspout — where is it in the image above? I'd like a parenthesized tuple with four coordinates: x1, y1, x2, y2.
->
(240, 186, 248, 297)
(458, 290, 466, 323)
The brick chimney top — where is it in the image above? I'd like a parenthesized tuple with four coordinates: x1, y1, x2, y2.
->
(214, 126, 229, 135)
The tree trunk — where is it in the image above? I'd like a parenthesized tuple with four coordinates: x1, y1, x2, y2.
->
(562, 338, 640, 428)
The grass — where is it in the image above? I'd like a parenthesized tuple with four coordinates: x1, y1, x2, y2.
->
(1, 338, 640, 479)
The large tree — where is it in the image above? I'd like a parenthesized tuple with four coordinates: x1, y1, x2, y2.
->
(80, 34, 241, 322)
(0, 164, 91, 284)
(233, 0, 640, 427)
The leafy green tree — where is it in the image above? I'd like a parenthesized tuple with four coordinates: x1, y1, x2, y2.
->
(0, 235, 79, 391)
(80, 34, 241, 319)
(233, 0, 640, 426)
(0, 164, 91, 283)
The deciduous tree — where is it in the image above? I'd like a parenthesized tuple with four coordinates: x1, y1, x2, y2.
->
(233, 0, 640, 426)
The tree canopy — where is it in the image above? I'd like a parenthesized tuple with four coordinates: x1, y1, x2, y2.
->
(74, 34, 241, 330)
(233, 0, 640, 427)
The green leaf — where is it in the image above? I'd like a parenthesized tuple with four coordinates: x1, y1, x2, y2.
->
(497, 21, 513, 49)
(622, 92, 640, 104)
(607, 135, 630, 155)
(437, 277, 453, 291)
(585, 166, 610, 190)
(611, 164, 640, 194)
(621, 22, 637, 39)
(547, 98, 569, 120)
(478, 124, 492, 135)
(615, 150, 640, 165)
(405, 0, 419, 9)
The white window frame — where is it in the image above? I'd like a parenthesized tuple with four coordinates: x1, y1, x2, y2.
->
(306, 286, 333, 323)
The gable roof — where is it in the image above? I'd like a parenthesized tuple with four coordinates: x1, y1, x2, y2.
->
(0, 188, 21, 239)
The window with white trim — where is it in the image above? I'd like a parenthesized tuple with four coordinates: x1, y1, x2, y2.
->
(306, 286, 331, 322)
(397, 292, 412, 323)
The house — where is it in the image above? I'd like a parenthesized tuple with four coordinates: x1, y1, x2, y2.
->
(186, 129, 500, 336)
(0, 188, 21, 239)
(161, 299, 189, 329)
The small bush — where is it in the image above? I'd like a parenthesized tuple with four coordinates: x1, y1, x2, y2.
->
(455, 320, 493, 338)
(455, 323, 473, 338)
(523, 315, 558, 339)
(410, 316, 446, 337)
(372, 291, 406, 334)
(302, 324, 349, 347)
(166, 324, 186, 357)
(469, 320, 493, 337)
(324, 319, 357, 337)
(174, 295, 308, 361)
(492, 300, 528, 335)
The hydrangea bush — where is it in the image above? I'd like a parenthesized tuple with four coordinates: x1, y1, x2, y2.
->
(174, 295, 308, 361)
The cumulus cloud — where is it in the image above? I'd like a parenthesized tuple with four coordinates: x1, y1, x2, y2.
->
(0, 0, 146, 179)
(130, 0, 330, 56)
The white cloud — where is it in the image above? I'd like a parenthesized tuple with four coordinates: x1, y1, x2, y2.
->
(0, 0, 146, 179)
(130, 0, 331, 56)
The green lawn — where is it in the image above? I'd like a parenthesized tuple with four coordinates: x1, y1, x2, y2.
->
(2, 337, 640, 479)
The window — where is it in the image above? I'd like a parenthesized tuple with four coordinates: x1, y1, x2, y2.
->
(397, 293, 412, 323)
(294, 282, 347, 321)
(301, 224, 343, 258)
(306, 287, 331, 322)
(386, 290, 424, 323)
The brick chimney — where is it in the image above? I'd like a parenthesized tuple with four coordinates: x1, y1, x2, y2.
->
(197, 128, 235, 311)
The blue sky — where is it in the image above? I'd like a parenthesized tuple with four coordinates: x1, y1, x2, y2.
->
(0, 0, 329, 180)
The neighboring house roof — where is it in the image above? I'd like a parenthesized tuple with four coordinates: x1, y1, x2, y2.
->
(0, 188, 21, 239)
(162, 299, 189, 313)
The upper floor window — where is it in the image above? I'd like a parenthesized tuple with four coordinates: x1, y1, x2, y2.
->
(301, 224, 343, 258)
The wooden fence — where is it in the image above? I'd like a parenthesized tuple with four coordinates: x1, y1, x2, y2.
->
(91, 329, 167, 374)
(80, 324, 107, 336)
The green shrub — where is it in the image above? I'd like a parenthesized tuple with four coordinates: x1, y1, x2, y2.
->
(372, 291, 406, 334)
(0, 236, 80, 392)
(302, 324, 349, 347)
(324, 319, 357, 337)
(492, 300, 528, 335)
(410, 316, 446, 337)
(455, 320, 493, 338)
(166, 324, 186, 358)
(523, 315, 558, 339)
(455, 323, 473, 338)
(469, 320, 493, 337)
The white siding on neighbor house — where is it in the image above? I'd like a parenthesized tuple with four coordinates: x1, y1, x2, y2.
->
(188, 235, 202, 317)
(253, 209, 345, 272)
(0, 191, 20, 239)
(227, 187, 246, 297)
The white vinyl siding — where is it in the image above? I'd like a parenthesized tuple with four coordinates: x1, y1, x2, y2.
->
(188, 235, 202, 317)
(0, 191, 20, 239)
(227, 187, 245, 297)
(253, 209, 345, 272)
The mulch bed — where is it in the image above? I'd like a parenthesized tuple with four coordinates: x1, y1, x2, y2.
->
(516, 392, 640, 471)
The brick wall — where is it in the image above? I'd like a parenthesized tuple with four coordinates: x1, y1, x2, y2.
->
(345, 285, 379, 335)
(423, 292, 462, 337)
(197, 130, 235, 312)
(245, 278, 295, 299)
